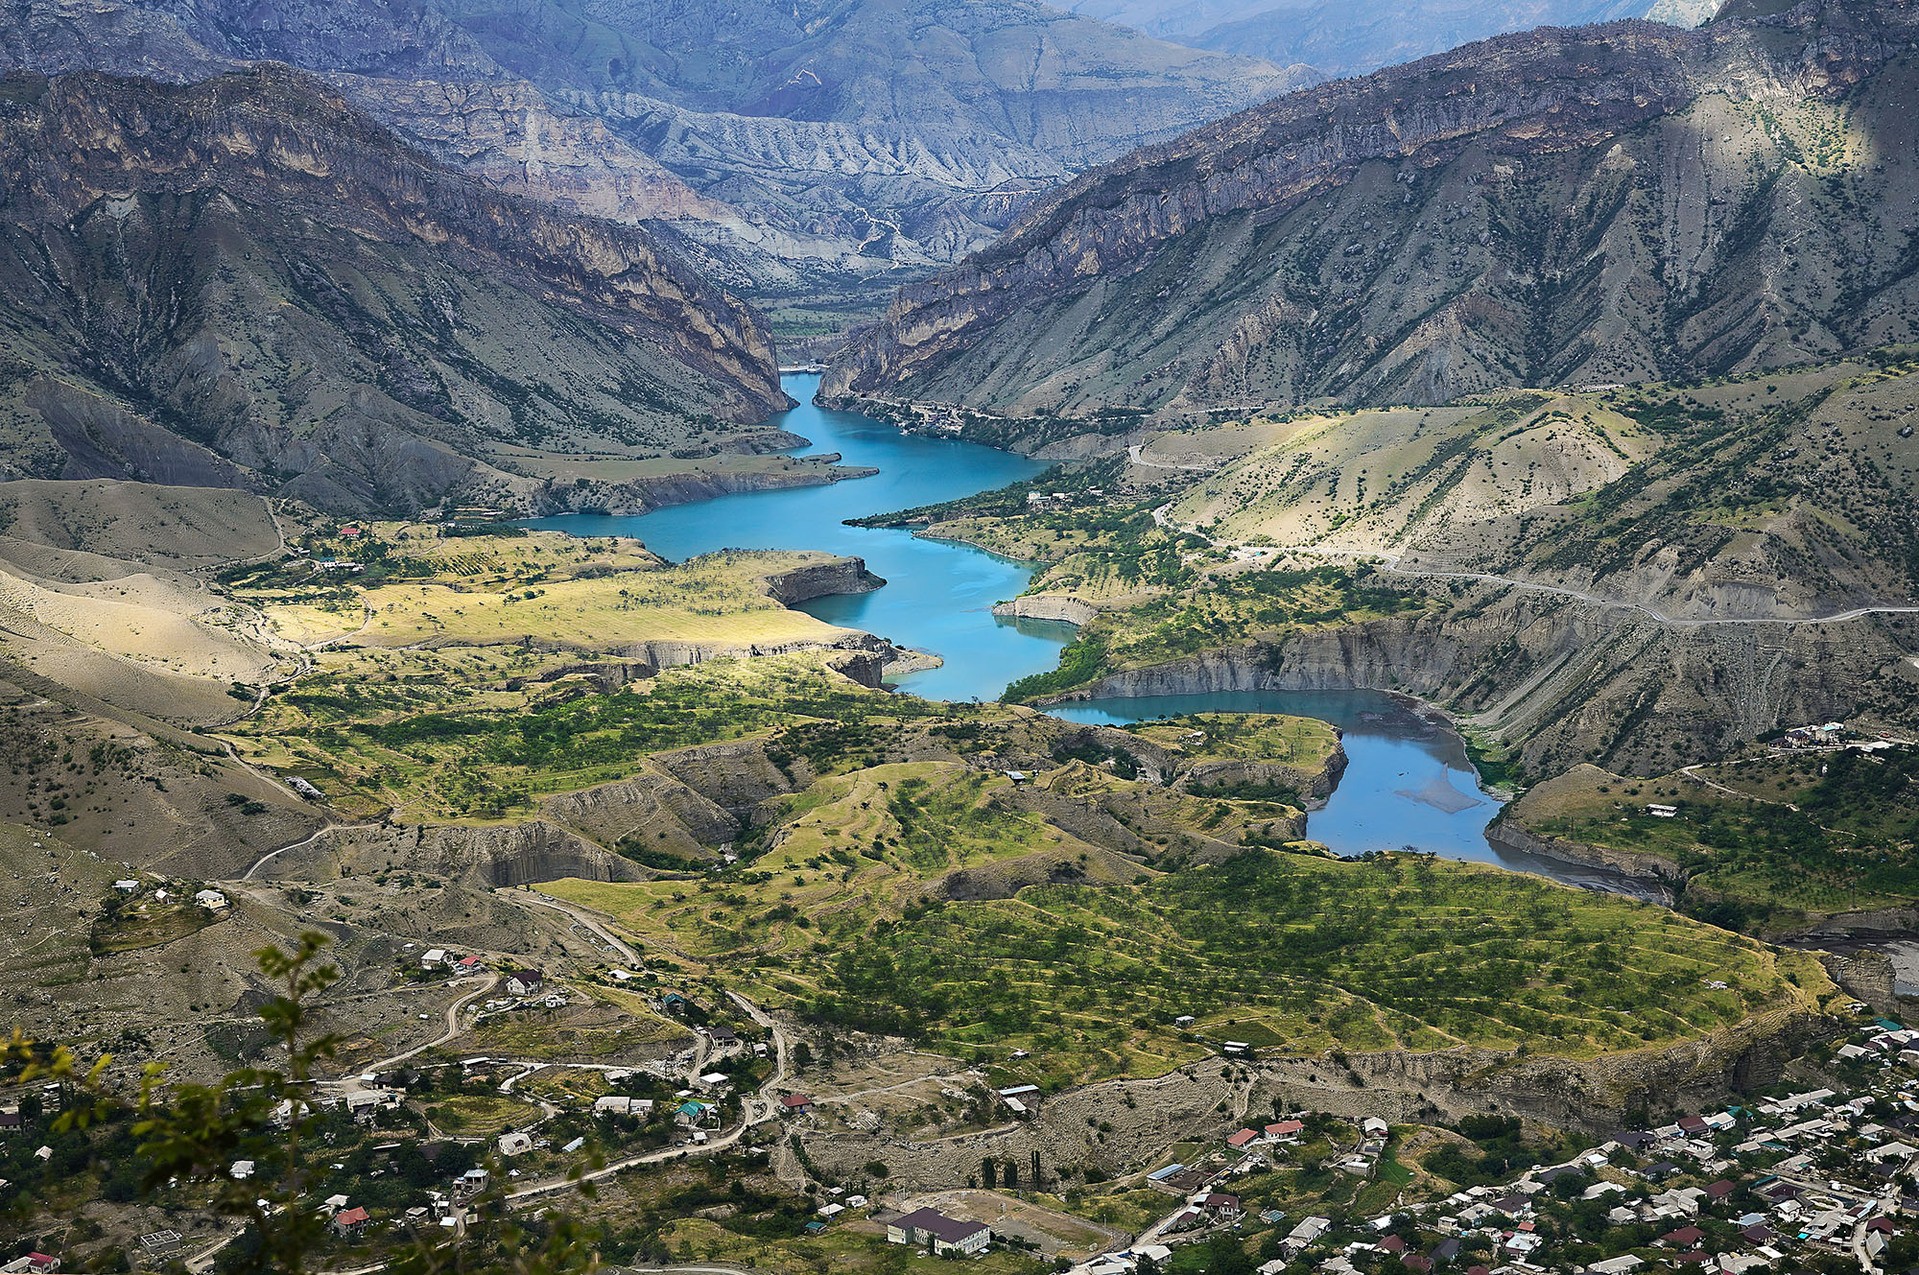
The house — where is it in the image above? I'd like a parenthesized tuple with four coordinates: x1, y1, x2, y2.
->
(594, 1096, 654, 1117)
(1659, 1225, 1705, 1247)
(1361, 1117, 1390, 1137)
(1265, 1119, 1306, 1143)
(661, 992, 692, 1016)
(1284, 1217, 1331, 1251)
(421, 948, 450, 970)
(456, 955, 484, 973)
(1226, 1128, 1259, 1150)
(194, 889, 229, 910)
(886, 1207, 992, 1255)
(1203, 1192, 1243, 1220)
(1587, 1258, 1643, 1275)
(332, 1207, 370, 1237)
(497, 1131, 534, 1157)
(708, 1025, 739, 1047)
(781, 1094, 815, 1116)
(505, 970, 545, 997)
(230, 1159, 255, 1180)
(674, 1099, 715, 1126)
(0, 1255, 60, 1274)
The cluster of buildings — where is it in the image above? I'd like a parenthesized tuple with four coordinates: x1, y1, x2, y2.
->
(1074, 1016, 1919, 1275)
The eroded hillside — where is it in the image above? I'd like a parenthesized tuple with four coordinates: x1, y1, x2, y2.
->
(0, 68, 789, 516)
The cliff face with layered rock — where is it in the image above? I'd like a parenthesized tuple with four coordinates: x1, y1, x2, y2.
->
(0, 68, 788, 514)
(826, 0, 1919, 423)
(1050, 580, 1918, 778)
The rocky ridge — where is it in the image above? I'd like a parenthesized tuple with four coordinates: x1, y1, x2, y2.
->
(825, 1, 1919, 421)
(0, 67, 791, 514)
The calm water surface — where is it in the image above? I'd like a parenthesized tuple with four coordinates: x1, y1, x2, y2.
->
(531, 374, 1070, 701)
(534, 376, 1640, 893)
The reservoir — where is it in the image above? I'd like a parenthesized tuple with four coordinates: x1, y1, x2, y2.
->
(535, 375, 1638, 893)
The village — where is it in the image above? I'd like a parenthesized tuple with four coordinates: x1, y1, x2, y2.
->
(1051, 1011, 1919, 1275)
(11, 961, 1919, 1275)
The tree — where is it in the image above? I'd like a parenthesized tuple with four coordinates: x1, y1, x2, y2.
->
(1200, 1233, 1253, 1275)
(981, 1157, 998, 1189)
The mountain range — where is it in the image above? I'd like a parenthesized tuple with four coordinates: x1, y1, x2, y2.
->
(0, 66, 788, 514)
(2, 0, 1314, 330)
(825, 0, 1919, 429)
(1065, 0, 1711, 78)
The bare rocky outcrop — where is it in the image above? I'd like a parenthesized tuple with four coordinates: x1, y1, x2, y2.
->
(1484, 817, 1681, 893)
(542, 771, 743, 860)
(761, 557, 887, 607)
(992, 595, 1101, 627)
(256, 819, 645, 887)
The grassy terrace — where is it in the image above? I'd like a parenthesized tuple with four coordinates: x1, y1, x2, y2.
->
(230, 652, 947, 821)
(814, 851, 1827, 1081)
(554, 841, 1831, 1087)
(234, 525, 851, 651)
(219, 522, 914, 820)
(1508, 748, 1919, 931)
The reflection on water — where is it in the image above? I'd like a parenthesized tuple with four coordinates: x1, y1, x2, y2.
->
(1053, 690, 1660, 898)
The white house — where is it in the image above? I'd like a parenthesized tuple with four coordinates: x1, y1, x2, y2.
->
(497, 1131, 533, 1157)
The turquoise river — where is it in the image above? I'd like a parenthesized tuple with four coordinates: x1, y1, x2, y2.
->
(534, 374, 1644, 895)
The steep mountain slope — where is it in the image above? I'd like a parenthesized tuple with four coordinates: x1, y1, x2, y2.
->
(0, 67, 789, 514)
(2, 0, 1311, 329)
(825, 1, 1919, 425)
(1068, 0, 1679, 78)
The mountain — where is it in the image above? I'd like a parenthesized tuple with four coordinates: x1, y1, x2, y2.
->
(825, 0, 1919, 427)
(0, 66, 788, 514)
(2, 0, 1313, 332)
(1065, 0, 1689, 79)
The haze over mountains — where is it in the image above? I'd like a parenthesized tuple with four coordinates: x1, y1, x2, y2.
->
(2, 0, 1312, 330)
(1066, 0, 1712, 78)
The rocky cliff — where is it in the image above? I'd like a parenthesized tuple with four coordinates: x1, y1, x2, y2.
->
(0, 68, 789, 514)
(1049, 577, 1917, 778)
(826, 0, 1919, 422)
